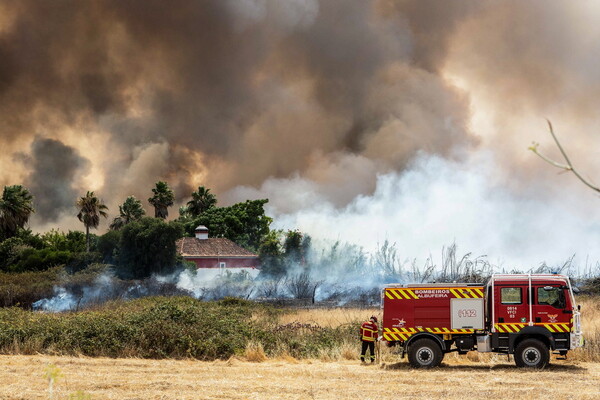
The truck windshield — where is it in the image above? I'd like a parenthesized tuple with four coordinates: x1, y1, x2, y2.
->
(537, 287, 566, 309)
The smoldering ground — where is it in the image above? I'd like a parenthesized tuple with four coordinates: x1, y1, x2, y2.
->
(1, 1, 599, 269)
(33, 237, 590, 313)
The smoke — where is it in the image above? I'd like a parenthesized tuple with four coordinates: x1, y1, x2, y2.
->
(235, 151, 600, 270)
(22, 137, 91, 223)
(1, 1, 599, 268)
(32, 271, 192, 312)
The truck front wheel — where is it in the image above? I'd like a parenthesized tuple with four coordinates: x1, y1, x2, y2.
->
(514, 339, 549, 369)
(408, 338, 443, 368)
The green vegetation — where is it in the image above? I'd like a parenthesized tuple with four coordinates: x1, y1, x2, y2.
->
(109, 196, 146, 230)
(0, 182, 276, 279)
(0, 297, 356, 360)
(184, 186, 217, 217)
(118, 217, 184, 278)
(0, 229, 100, 274)
(148, 181, 174, 219)
(0, 185, 35, 241)
(180, 199, 272, 252)
(76, 191, 108, 253)
(0, 265, 112, 308)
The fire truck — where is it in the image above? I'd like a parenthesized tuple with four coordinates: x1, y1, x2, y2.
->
(382, 274, 583, 368)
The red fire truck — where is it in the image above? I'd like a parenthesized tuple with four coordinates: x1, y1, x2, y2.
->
(382, 274, 583, 368)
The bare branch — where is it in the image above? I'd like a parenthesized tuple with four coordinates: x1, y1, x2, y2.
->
(529, 120, 600, 193)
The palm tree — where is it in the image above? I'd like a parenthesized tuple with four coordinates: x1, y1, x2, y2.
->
(76, 191, 108, 252)
(148, 181, 174, 219)
(0, 185, 35, 239)
(110, 196, 146, 230)
(186, 186, 217, 217)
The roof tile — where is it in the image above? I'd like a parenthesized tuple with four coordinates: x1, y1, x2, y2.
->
(176, 237, 258, 258)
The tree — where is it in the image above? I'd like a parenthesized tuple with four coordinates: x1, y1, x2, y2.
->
(0, 185, 35, 240)
(148, 181, 175, 219)
(97, 229, 122, 264)
(118, 217, 184, 278)
(182, 199, 272, 251)
(40, 229, 86, 252)
(258, 230, 284, 277)
(110, 196, 146, 230)
(284, 230, 310, 265)
(530, 120, 600, 193)
(76, 191, 108, 252)
(186, 186, 217, 217)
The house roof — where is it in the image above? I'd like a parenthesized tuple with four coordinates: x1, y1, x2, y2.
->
(176, 237, 258, 258)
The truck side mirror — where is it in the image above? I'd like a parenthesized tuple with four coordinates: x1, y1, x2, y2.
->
(578, 304, 581, 311)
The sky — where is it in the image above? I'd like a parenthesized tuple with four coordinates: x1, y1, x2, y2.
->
(0, 0, 599, 271)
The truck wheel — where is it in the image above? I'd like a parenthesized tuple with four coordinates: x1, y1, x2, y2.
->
(514, 339, 549, 369)
(408, 338, 443, 368)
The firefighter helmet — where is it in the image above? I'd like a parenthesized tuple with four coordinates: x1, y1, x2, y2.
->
(370, 316, 378, 323)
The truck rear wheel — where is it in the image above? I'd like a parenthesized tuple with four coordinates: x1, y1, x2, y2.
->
(408, 338, 443, 368)
(514, 339, 549, 369)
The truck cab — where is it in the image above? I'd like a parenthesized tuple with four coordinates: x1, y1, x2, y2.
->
(487, 274, 583, 366)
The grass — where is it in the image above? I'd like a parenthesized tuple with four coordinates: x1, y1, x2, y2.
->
(0, 296, 598, 399)
(0, 295, 597, 365)
(0, 296, 357, 360)
(1, 355, 599, 399)
(268, 296, 600, 364)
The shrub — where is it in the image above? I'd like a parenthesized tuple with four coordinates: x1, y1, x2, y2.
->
(0, 264, 116, 308)
(0, 297, 357, 361)
(0, 267, 62, 307)
(10, 248, 72, 272)
(65, 252, 102, 273)
(118, 218, 184, 279)
(96, 230, 121, 264)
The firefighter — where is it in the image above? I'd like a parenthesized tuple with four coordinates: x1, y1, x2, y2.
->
(360, 316, 378, 363)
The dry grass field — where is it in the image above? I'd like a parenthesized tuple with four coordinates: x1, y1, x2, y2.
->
(0, 297, 598, 399)
(1, 355, 599, 400)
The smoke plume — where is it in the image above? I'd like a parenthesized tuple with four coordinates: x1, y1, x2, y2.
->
(0, 1, 599, 269)
(23, 137, 91, 223)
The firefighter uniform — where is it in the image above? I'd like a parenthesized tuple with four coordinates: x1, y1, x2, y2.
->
(360, 317, 378, 363)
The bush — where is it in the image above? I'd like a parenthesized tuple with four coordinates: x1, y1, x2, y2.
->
(0, 264, 117, 308)
(0, 267, 63, 307)
(0, 297, 257, 359)
(11, 248, 73, 272)
(65, 252, 102, 273)
(0, 237, 30, 271)
(580, 277, 600, 295)
(118, 218, 184, 279)
(97, 230, 121, 264)
(0, 297, 357, 360)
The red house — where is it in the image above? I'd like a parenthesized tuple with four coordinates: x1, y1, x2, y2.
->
(176, 226, 260, 273)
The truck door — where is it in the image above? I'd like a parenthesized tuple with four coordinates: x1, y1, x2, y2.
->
(533, 285, 572, 332)
(494, 285, 528, 331)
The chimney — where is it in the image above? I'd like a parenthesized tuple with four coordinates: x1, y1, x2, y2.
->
(195, 225, 209, 240)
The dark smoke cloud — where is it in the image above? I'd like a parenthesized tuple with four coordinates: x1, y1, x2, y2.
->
(0, 0, 599, 268)
(0, 0, 474, 198)
(24, 137, 90, 223)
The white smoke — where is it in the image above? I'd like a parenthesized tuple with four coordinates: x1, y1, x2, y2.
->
(230, 151, 600, 272)
(32, 287, 78, 312)
(33, 273, 117, 312)
(158, 268, 260, 299)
